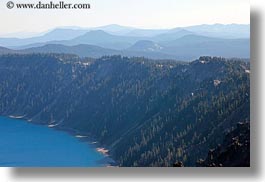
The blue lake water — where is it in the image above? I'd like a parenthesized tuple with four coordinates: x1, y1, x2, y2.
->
(0, 116, 108, 167)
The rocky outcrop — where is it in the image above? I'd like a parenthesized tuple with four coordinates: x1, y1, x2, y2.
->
(197, 122, 250, 167)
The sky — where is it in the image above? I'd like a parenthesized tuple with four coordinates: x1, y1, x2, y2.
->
(0, 0, 250, 37)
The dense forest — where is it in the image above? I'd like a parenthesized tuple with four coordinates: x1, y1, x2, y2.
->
(0, 54, 250, 166)
(196, 122, 250, 167)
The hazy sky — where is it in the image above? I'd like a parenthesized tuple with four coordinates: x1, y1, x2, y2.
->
(0, 0, 249, 36)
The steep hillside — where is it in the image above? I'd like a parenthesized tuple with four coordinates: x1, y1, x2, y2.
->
(0, 54, 250, 166)
(196, 122, 250, 167)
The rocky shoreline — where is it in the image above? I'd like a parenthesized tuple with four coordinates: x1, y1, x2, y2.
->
(7, 115, 117, 167)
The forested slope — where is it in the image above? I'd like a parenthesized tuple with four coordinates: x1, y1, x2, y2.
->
(0, 54, 250, 166)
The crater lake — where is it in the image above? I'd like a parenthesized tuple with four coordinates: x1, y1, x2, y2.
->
(0, 116, 111, 167)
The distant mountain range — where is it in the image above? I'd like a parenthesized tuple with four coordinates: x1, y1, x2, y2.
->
(0, 24, 250, 60)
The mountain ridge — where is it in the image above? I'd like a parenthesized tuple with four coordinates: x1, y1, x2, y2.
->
(0, 54, 250, 166)
(0, 24, 250, 49)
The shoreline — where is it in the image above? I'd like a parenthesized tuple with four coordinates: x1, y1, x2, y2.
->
(96, 147, 109, 156)
(54, 125, 117, 166)
(5, 115, 118, 167)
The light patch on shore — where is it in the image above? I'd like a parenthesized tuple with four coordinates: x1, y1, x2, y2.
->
(9, 115, 26, 119)
(75, 135, 88, 138)
(48, 124, 59, 128)
(97, 148, 109, 156)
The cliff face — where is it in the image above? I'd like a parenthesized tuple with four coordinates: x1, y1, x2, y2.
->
(197, 122, 250, 167)
(0, 54, 250, 166)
